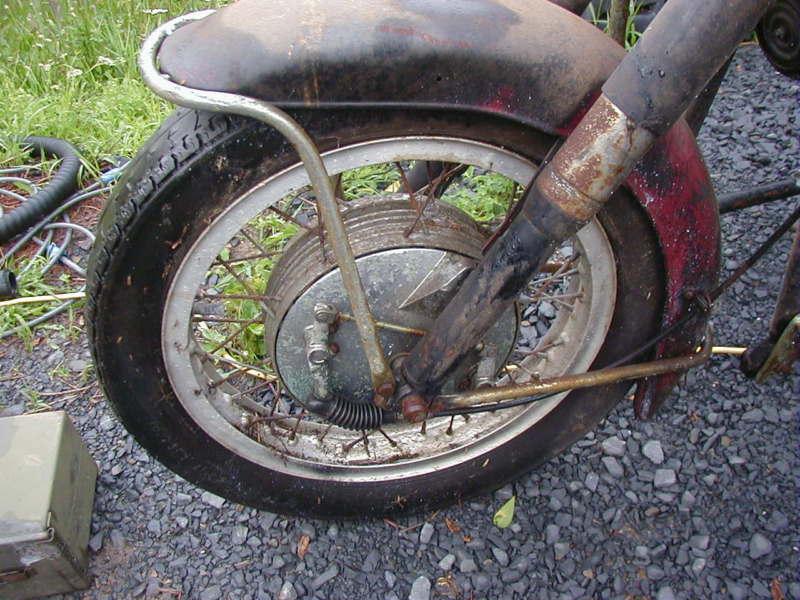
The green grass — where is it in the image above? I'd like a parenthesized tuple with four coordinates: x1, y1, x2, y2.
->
(0, 0, 229, 170)
(0, 1, 523, 363)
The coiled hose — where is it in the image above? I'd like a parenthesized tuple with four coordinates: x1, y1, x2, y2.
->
(0, 136, 81, 244)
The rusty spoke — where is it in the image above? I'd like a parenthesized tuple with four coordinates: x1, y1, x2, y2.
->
(212, 250, 280, 267)
(239, 228, 277, 257)
(376, 427, 398, 447)
(204, 311, 266, 355)
(228, 379, 273, 400)
(193, 315, 263, 324)
(288, 409, 307, 441)
(198, 291, 278, 303)
(269, 205, 313, 230)
(395, 161, 418, 211)
(318, 423, 334, 443)
(204, 351, 276, 382)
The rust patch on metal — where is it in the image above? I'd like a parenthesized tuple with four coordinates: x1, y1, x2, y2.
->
(536, 95, 654, 222)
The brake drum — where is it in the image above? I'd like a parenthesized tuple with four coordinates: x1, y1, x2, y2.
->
(266, 196, 519, 404)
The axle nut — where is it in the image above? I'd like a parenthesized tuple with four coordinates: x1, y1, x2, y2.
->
(401, 394, 428, 423)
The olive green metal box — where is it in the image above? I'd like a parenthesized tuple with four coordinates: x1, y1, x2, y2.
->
(0, 411, 97, 599)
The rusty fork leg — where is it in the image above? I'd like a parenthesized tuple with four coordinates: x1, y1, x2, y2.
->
(402, 0, 771, 402)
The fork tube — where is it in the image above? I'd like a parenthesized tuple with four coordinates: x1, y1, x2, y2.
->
(403, 0, 771, 397)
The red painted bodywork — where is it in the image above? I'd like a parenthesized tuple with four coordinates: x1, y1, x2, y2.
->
(626, 123, 720, 417)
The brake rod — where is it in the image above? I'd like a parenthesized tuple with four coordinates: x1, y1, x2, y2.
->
(435, 334, 713, 414)
(139, 11, 395, 399)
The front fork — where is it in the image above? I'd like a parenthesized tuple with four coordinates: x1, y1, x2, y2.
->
(402, 0, 772, 403)
(142, 0, 772, 419)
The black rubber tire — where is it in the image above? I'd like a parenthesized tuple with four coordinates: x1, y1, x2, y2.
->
(87, 107, 664, 517)
(756, 0, 800, 80)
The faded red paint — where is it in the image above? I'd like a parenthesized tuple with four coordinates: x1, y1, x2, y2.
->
(481, 85, 516, 113)
(555, 100, 719, 417)
(377, 24, 472, 50)
(626, 122, 720, 418)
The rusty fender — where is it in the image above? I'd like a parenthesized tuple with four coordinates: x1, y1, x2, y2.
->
(158, 0, 723, 417)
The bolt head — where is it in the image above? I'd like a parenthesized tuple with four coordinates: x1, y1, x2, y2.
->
(401, 394, 428, 423)
(313, 303, 338, 324)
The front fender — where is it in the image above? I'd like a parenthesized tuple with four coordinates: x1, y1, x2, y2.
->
(158, 0, 720, 417)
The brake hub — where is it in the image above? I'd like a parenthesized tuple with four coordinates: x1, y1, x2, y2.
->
(266, 196, 519, 408)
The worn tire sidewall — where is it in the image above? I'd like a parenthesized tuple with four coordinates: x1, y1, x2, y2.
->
(88, 108, 663, 517)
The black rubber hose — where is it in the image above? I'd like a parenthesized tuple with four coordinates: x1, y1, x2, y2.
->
(0, 136, 81, 244)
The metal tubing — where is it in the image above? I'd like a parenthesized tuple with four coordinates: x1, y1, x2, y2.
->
(438, 332, 712, 411)
(718, 175, 800, 214)
(404, 95, 654, 395)
(139, 12, 395, 396)
(603, 0, 772, 136)
(404, 1, 770, 400)
(608, 0, 630, 47)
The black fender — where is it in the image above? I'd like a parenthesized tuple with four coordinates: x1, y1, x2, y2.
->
(158, 0, 720, 417)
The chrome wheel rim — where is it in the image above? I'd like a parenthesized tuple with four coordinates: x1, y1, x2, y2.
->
(162, 137, 616, 482)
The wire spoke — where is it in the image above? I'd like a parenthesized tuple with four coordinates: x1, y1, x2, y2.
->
(204, 311, 267, 355)
(211, 250, 280, 267)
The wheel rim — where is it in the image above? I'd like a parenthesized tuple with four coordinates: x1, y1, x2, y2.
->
(161, 136, 616, 482)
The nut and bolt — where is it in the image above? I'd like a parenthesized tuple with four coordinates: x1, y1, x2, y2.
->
(313, 302, 338, 324)
(401, 393, 429, 423)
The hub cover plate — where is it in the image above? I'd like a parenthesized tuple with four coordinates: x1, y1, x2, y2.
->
(267, 197, 519, 404)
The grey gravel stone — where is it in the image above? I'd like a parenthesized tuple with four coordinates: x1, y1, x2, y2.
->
(545, 524, 560, 545)
(602, 456, 624, 478)
(691, 557, 707, 577)
(419, 522, 434, 545)
(199, 585, 222, 600)
(409, 576, 431, 600)
(491, 547, 509, 567)
(689, 534, 710, 551)
(585, 472, 599, 492)
(741, 408, 764, 422)
(642, 440, 665, 464)
(88, 532, 104, 553)
(653, 469, 677, 488)
(656, 585, 676, 600)
(200, 491, 225, 509)
(310, 563, 339, 589)
(68, 358, 88, 372)
(459, 558, 477, 573)
(438, 554, 456, 571)
(554, 542, 570, 560)
(232, 525, 248, 545)
(601, 436, 626, 457)
(748, 533, 773, 559)
(108, 529, 125, 549)
(277, 581, 298, 600)
(385, 571, 396, 588)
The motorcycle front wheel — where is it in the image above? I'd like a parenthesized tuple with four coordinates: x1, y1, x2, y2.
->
(87, 108, 664, 517)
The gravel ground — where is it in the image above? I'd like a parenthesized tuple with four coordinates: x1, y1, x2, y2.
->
(1, 45, 798, 600)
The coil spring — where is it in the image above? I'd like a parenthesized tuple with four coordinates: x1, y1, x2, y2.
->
(324, 398, 383, 431)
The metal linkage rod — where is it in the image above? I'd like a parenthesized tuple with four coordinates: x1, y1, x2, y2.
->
(718, 174, 800, 214)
